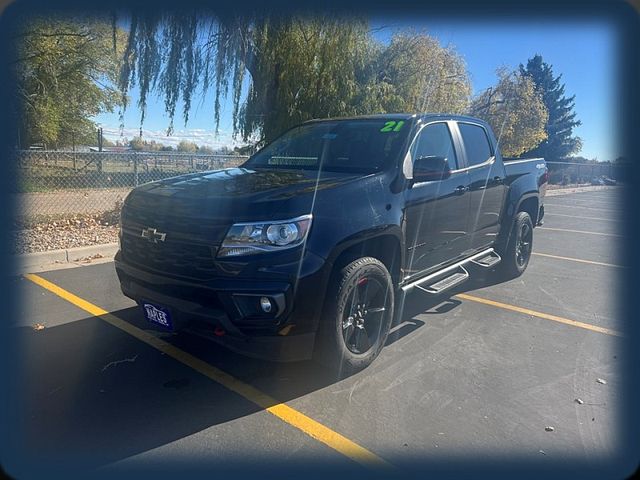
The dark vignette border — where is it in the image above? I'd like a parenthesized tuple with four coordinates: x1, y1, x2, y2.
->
(0, 0, 637, 479)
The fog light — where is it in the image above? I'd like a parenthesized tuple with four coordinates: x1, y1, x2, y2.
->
(260, 296, 273, 313)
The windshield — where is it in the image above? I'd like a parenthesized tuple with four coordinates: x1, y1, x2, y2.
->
(244, 119, 411, 173)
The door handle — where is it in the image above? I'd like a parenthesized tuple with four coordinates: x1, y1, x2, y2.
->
(493, 176, 504, 184)
(455, 185, 468, 195)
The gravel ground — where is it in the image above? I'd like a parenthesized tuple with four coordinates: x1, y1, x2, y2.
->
(12, 209, 120, 255)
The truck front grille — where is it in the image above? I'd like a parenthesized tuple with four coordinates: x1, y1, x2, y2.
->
(119, 203, 230, 280)
(121, 233, 219, 280)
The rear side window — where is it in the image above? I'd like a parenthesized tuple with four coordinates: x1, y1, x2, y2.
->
(411, 123, 459, 169)
(458, 123, 493, 167)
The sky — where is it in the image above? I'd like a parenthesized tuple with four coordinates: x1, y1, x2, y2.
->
(94, 17, 619, 161)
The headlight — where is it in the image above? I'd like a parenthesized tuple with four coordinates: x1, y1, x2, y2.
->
(217, 214, 312, 258)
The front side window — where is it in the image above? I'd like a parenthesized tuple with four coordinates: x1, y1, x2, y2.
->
(458, 123, 493, 167)
(410, 123, 459, 169)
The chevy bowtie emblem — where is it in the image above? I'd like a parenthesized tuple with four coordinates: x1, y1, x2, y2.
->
(141, 227, 166, 243)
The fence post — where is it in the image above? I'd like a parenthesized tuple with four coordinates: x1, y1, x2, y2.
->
(133, 154, 139, 187)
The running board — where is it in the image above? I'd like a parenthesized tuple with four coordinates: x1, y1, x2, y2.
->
(415, 266, 469, 294)
(469, 250, 501, 268)
(401, 248, 495, 293)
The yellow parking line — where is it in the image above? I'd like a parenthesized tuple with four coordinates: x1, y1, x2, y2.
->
(23, 273, 393, 471)
(532, 252, 624, 269)
(455, 293, 622, 337)
(538, 227, 622, 238)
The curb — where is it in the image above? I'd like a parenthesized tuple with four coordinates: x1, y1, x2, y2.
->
(14, 242, 119, 275)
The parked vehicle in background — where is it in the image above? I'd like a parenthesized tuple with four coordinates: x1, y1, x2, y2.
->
(115, 114, 548, 373)
(591, 175, 617, 186)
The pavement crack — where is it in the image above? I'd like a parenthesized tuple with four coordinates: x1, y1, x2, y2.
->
(101, 354, 139, 372)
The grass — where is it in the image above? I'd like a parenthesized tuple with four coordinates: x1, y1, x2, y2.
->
(16, 167, 196, 193)
(14, 157, 244, 193)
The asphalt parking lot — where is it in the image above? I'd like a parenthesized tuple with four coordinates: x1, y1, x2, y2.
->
(5, 188, 628, 476)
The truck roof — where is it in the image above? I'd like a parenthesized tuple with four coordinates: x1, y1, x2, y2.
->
(302, 113, 488, 125)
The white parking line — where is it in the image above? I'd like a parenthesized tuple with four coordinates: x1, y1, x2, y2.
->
(544, 203, 619, 213)
(543, 212, 621, 222)
(532, 252, 624, 268)
(538, 227, 622, 238)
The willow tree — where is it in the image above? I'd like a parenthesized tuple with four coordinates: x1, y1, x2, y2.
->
(13, 16, 126, 148)
(373, 32, 471, 114)
(470, 68, 548, 157)
(118, 13, 378, 144)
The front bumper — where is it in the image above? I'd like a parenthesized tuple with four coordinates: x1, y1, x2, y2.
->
(114, 249, 331, 362)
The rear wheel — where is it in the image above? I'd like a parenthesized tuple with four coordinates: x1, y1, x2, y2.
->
(314, 257, 394, 376)
(496, 211, 534, 279)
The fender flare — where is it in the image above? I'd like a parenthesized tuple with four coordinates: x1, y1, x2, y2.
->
(324, 225, 405, 273)
(497, 192, 539, 250)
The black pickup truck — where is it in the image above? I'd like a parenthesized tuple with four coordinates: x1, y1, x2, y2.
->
(115, 114, 547, 373)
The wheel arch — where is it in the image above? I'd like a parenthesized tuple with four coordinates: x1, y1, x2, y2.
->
(326, 229, 404, 286)
(497, 192, 539, 251)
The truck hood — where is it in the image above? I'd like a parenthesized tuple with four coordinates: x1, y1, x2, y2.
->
(125, 167, 364, 221)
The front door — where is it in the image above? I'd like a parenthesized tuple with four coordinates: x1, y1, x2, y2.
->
(403, 122, 470, 280)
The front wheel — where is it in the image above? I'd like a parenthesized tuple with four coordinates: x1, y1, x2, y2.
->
(496, 211, 534, 279)
(314, 257, 394, 376)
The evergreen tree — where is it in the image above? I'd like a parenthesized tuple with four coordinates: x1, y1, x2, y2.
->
(519, 54, 582, 160)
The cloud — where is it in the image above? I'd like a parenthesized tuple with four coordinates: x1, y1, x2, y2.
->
(100, 125, 248, 149)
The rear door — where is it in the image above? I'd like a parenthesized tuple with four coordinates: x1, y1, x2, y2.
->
(454, 121, 507, 252)
(403, 121, 470, 279)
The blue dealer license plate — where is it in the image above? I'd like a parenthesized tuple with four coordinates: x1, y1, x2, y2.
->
(141, 301, 173, 329)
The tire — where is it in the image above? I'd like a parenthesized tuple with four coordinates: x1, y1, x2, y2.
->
(314, 257, 395, 376)
(496, 211, 534, 280)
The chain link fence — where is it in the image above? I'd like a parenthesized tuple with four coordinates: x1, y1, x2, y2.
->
(12, 150, 249, 226)
(545, 161, 627, 188)
(12, 151, 629, 227)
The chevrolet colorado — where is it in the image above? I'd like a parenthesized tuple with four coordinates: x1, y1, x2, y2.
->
(115, 114, 547, 373)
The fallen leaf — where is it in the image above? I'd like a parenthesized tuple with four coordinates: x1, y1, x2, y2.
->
(33, 323, 45, 331)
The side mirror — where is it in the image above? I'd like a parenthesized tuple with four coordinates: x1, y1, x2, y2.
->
(412, 156, 451, 182)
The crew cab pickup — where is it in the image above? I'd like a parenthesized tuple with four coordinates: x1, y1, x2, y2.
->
(115, 114, 547, 373)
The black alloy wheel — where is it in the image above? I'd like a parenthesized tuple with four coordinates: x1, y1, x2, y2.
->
(515, 220, 533, 269)
(314, 256, 395, 375)
(341, 275, 388, 354)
